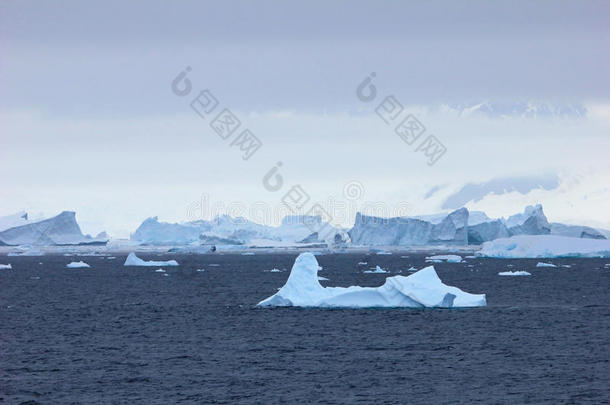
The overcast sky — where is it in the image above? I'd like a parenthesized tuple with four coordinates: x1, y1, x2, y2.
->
(1, 1, 609, 237)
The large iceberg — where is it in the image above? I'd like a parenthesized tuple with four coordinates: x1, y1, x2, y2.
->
(348, 208, 468, 246)
(0, 211, 108, 246)
(130, 214, 346, 247)
(478, 235, 610, 258)
(257, 253, 486, 308)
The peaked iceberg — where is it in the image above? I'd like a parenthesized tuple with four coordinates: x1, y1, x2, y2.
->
(257, 253, 486, 308)
(0, 211, 108, 246)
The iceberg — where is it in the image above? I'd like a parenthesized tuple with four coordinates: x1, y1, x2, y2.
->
(363, 265, 388, 274)
(0, 264, 12, 270)
(479, 235, 610, 258)
(348, 208, 468, 246)
(536, 262, 557, 268)
(425, 255, 462, 263)
(123, 252, 179, 266)
(257, 253, 486, 308)
(66, 261, 90, 268)
(498, 271, 531, 276)
(0, 211, 108, 246)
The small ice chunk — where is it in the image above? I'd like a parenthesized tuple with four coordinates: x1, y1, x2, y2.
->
(408, 266, 418, 272)
(66, 261, 90, 268)
(357, 262, 368, 265)
(318, 276, 329, 281)
(363, 265, 388, 274)
(0, 264, 12, 269)
(208, 264, 220, 267)
(123, 252, 178, 267)
(498, 271, 531, 276)
(269, 268, 282, 273)
(536, 261, 556, 268)
(241, 252, 255, 255)
(196, 269, 205, 272)
(426, 255, 462, 263)
(155, 269, 166, 273)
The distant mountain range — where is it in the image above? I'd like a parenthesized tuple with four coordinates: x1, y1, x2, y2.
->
(0, 205, 605, 248)
(444, 101, 587, 119)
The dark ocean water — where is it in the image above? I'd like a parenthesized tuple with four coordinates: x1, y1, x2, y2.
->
(1, 252, 609, 404)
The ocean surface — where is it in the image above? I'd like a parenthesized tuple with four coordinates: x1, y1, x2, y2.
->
(1, 252, 609, 404)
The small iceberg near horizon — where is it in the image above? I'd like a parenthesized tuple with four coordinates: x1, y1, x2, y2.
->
(426, 255, 462, 263)
(363, 265, 388, 274)
(66, 261, 90, 268)
(257, 253, 486, 308)
(0, 264, 12, 270)
(536, 262, 557, 268)
(123, 252, 178, 267)
(498, 271, 531, 276)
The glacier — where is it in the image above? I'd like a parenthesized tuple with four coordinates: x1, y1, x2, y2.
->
(123, 253, 179, 266)
(257, 253, 486, 308)
(479, 235, 610, 258)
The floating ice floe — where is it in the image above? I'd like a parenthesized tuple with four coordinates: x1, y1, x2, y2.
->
(196, 268, 205, 272)
(155, 269, 166, 273)
(408, 266, 418, 272)
(479, 235, 610, 258)
(241, 252, 255, 255)
(269, 268, 282, 273)
(123, 253, 178, 267)
(498, 271, 531, 276)
(66, 261, 90, 268)
(426, 255, 462, 263)
(208, 264, 220, 267)
(257, 253, 486, 308)
(536, 262, 557, 268)
(357, 262, 368, 265)
(375, 251, 392, 255)
(318, 276, 329, 281)
(0, 264, 12, 270)
(363, 266, 388, 274)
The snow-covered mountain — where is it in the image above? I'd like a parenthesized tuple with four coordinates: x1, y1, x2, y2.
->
(445, 101, 587, 119)
(0, 211, 108, 246)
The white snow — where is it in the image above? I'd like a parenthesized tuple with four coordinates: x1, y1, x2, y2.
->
(426, 255, 462, 263)
(498, 271, 531, 276)
(536, 262, 557, 268)
(123, 252, 178, 267)
(363, 265, 388, 274)
(0, 264, 12, 269)
(479, 235, 610, 258)
(66, 261, 90, 268)
(257, 253, 486, 308)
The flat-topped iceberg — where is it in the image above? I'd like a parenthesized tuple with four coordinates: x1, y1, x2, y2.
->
(498, 271, 531, 276)
(479, 235, 610, 258)
(426, 255, 462, 263)
(123, 252, 179, 266)
(257, 253, 486, 308)
(66, 261, 90, 268)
